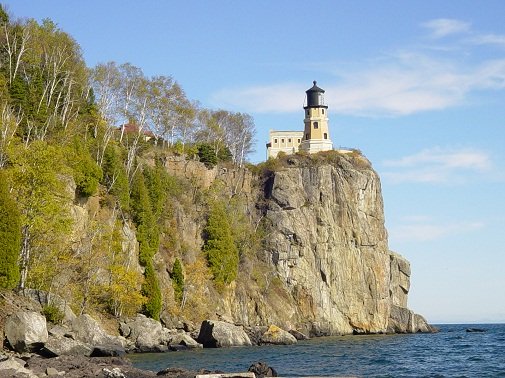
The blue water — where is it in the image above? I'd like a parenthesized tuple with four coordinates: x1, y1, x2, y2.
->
(128, 324, 505, 377)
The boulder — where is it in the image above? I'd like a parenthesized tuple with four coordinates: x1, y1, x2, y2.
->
(5, 311, 48, 352)
(0, 357, 38, 378)
(169, 332, 203, 349)
(248, 362, 278, 377)
(90, 345, 127, 357)
(197, 320, 252, 348)
(387, 305, 437, 333)
(23, 289, 76, 324)
(39, 335, 93, 357)
(260, 325, 297, 345)
(120, 314, 170, 351)
(288, 329, 309, 340)
(71, 314, 124, 347)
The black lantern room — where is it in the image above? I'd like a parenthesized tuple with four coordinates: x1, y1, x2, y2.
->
(305, 81, 327, 108)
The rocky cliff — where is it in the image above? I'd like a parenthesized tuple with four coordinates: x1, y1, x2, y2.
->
(223, 152, 432, 335)
(250, 154, 429, 334)
(48, 152, 431, 337)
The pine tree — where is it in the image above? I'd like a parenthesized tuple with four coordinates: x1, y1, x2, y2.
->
(203, 201, 239, 285)
(0, 171, 21, 288)
(171, 258, 184, 303)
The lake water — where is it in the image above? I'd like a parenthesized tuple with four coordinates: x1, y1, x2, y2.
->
(128, 324, 505, 377)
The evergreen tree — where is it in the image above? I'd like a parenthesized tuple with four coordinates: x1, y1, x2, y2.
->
(0, 171, 21, 288)
(171, 258, 184, 303)
(203, 201, 238, 285)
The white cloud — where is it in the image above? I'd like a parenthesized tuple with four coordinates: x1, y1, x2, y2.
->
(391, 217, 484, 242)
(422, 19, 471, 38)
(467, 33, 505, 48)
(211, 56, 505, 116)
(382, 148, 492, 184)
(211, 18, 505, 117)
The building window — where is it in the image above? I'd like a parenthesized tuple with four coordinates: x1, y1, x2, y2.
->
(288, 138, 291, 143)
(281, 138, 285, 143)
(324, 133, 328, 139)
(306, 133, 309, 140)
(298, 139, 301, 143)
(274, 138, 278, 144)
(314, 122, 319, 129)
(322, 109, 325, 114)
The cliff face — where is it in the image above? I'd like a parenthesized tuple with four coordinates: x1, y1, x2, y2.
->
(229, 153, 432, 335)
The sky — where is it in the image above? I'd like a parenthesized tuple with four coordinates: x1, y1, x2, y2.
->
(4, 0, 505, 324)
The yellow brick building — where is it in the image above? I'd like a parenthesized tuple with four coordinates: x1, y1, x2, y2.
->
(266, 81, 333, 159)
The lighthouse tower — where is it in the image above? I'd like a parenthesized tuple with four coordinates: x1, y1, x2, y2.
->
(300, 81, 333, 154)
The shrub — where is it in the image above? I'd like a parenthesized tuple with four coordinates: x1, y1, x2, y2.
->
(42, 304, 64, 324)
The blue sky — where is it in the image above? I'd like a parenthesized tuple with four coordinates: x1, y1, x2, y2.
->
(5, 0, 505, 323)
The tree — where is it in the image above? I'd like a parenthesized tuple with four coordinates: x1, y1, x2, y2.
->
(170, 258, 184, 303)
(0, 171, 21, 289)
(203, 201, 239, 286)
(8, 140, 73, 290)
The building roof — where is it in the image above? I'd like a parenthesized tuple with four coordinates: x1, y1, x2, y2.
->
(306, 80, 325, 94)
(119, 123, 155, 138)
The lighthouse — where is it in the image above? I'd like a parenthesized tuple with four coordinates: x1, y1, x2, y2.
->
(299, 81, 333, 154)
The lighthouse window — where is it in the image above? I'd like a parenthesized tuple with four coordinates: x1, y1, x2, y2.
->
(306, 109, 309, 116)
(306, 133, 309, 139)
(324, 133, 328, 139)
(313, 122, 319, 129)
(322, 109, 325, 114)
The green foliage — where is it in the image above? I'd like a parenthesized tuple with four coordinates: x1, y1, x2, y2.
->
(171, 258, 184, 303)
(197, 143, 218, 168)
(0, 171, 21, 289)
(101, 145, 129, 209)
(69, 138, 103, 197)
(130, 170, 158, 265)
(203, 201, 239, 286)
(141, 262, 161, 320)
(42, 304, 64, 324)
(8, 141, 73, 290)
(0, 4, 9, 25)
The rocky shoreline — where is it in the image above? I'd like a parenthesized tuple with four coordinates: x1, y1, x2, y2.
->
(0, 288, 435, 377)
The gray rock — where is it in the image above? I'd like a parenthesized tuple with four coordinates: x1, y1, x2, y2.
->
(121, 314, 167, 351)
(46, 366, 60, 376)
(71, 314, 124, 347)
(248, 362, 278, 377)
(23, 288, 76, 324)
(5, 311, 48, 353)
(40, 334, 93, 357)
(90, 345, 126, 357)
(197, 320, 252, 347)
(260, 325, 297, 345)
(288, 329, 309, 340)
(169, 332, 202, 349)
(0, 357, 38, 377)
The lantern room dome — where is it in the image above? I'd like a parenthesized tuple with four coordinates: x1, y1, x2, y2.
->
(305, 81, 326, 108)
